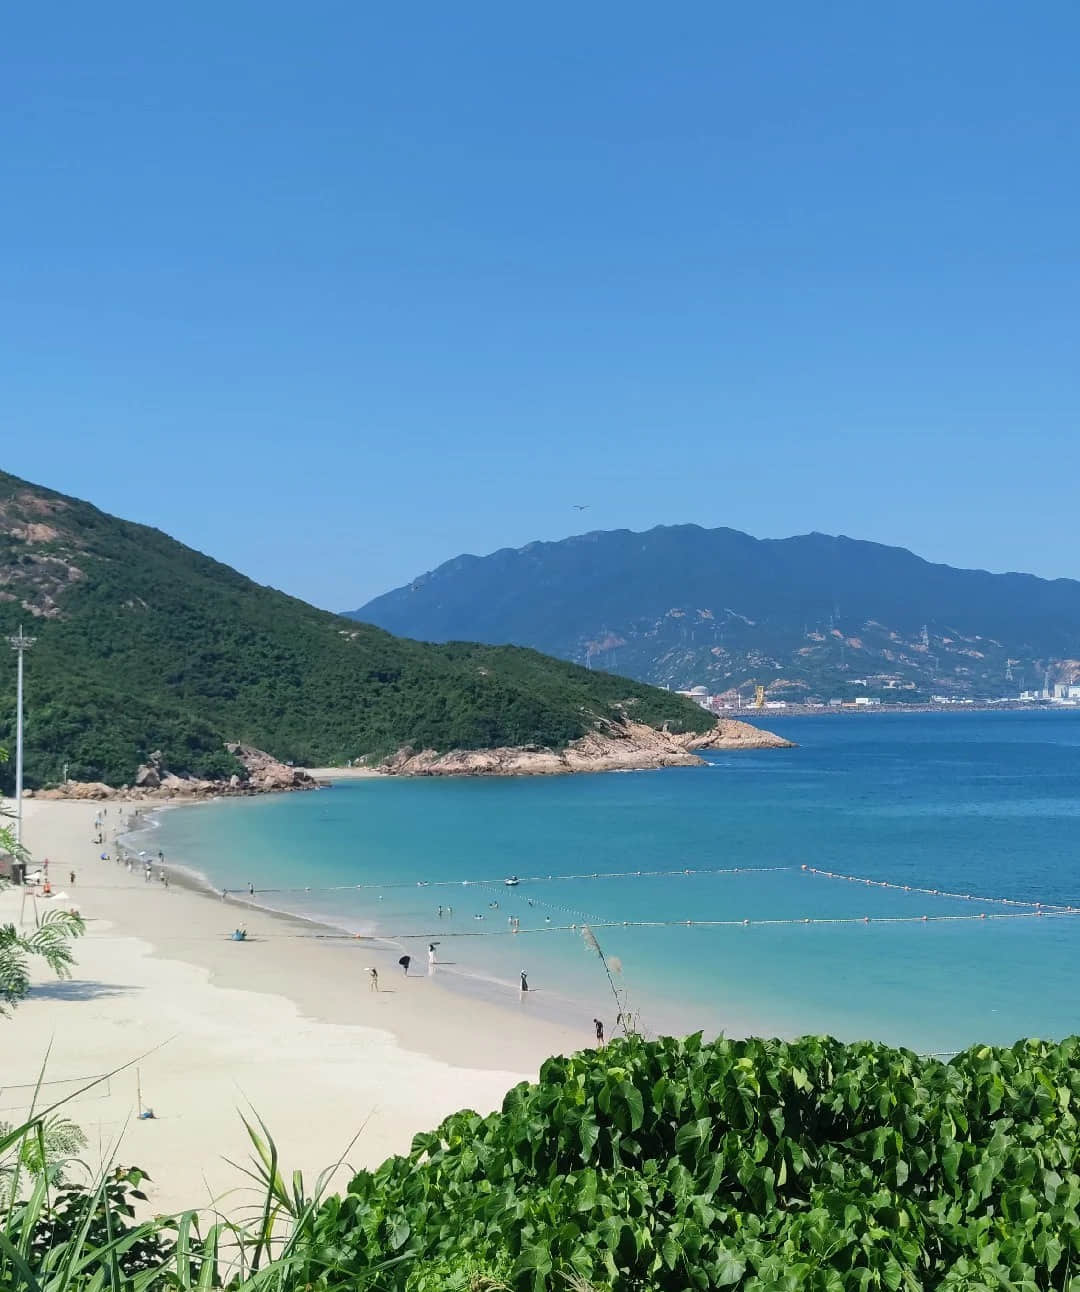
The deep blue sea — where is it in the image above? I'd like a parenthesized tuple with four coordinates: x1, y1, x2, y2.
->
(142, 713, 1080, 1054)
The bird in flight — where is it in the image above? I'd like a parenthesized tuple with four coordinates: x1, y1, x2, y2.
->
(572, 504, 590, 511)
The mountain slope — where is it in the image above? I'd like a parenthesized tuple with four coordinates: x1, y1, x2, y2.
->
(0, 473, 714, 787)
(351, 525, 1080, 699)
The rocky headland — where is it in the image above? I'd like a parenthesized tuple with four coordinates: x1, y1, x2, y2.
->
(26, 721, 792, 799)
(373, 718, 793, 778)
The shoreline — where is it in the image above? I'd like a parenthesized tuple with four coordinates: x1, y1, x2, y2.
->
(118, 802, 623, 1038)
(2, 797, 586, 1215)
(124, 788, 777, 1046)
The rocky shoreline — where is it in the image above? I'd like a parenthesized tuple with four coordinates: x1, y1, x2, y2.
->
(25, 720, 793, 800)
(374, 718, 793, 777)
(27, 744, 319, 801)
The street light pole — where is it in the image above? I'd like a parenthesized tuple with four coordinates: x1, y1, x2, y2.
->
(8, 627, 36, 850)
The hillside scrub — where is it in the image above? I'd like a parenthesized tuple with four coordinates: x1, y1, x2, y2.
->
(316, 1032, 1080, 1291)
(0, 470, 713, 787)
(6, 1032, 1080, 1289)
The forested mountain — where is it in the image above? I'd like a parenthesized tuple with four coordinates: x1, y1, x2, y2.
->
(351, 525, 1080, 700)
(0, 473, 712, 787)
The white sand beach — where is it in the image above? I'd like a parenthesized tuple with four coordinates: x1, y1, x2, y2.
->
(1, 797, 583, 1215)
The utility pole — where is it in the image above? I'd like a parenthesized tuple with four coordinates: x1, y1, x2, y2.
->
(8, 627, 35, 850)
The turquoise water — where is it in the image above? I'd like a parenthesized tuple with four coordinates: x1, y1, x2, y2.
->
(144, 713, 1080, 1054)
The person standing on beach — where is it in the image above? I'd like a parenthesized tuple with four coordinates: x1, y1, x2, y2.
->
(519, 970, 529, 994)
(368, 967, 379, 992)
(427, 943, 437, 972)
(594, 1018, 605, 1047)
(69, 870, 76, 885)
(248, 882, 255, 896)
(399, 954, 411, 976)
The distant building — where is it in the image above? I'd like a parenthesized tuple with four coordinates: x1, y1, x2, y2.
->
(676, 685, 714, 711)
(853, 696, 880, 706)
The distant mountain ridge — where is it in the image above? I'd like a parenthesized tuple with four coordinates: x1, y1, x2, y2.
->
(350, 525, 1080, 700)
(0, 474, 715, 787)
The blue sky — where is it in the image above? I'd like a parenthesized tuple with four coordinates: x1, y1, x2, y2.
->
(3, 2, 1078, 609)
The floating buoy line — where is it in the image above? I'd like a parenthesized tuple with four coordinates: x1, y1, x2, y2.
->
(800, 865, 1078, 914)
(79, 852, 1080, 939)
(80, 901, 1080, 946)
(221, 864, 794, 896)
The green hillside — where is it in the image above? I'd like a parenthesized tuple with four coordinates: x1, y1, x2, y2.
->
(0, 470, 712, 787)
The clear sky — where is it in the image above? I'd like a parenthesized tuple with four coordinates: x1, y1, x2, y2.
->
(3, 2, 1078, 610)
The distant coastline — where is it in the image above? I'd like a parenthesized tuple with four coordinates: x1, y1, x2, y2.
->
(726, 700, 1080, 718)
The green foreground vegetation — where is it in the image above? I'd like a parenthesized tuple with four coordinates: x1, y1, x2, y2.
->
(5, 1032, 1079, 1291)
(0, 470, 712, 787)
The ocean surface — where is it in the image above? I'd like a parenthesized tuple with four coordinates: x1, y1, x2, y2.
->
(140, 712, 1080, 1055)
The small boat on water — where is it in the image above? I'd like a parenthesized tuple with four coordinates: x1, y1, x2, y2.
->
(504, 875, 520, 887)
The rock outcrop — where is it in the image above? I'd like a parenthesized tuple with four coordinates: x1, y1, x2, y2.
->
(685, 718, 795, 753)
(33, 746, 318, 800)
(375, 717, 793, 778)
(32, 721, 791, 797)
(225, 744, 317, 792)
